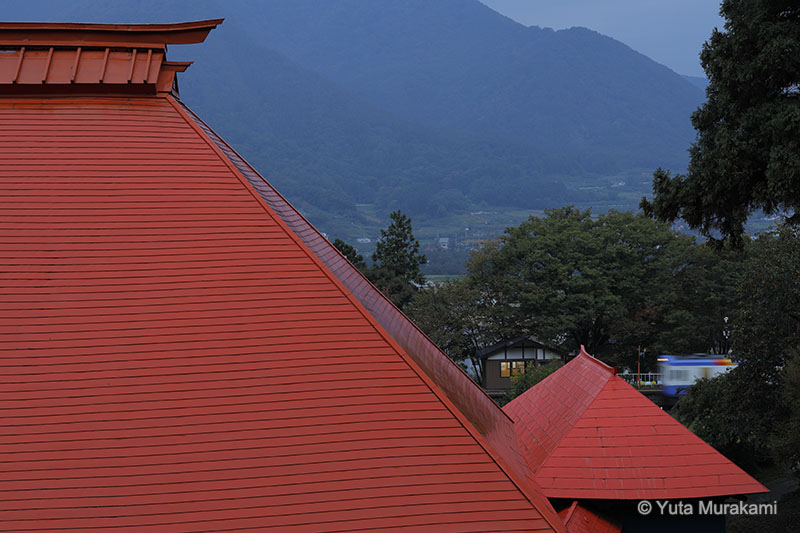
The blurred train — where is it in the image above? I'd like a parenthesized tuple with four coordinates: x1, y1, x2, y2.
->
(658, 354, 736, 398)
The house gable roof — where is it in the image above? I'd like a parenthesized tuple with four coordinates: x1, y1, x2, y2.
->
(504, 348, 767, 500)
(478, 335, 568, 360)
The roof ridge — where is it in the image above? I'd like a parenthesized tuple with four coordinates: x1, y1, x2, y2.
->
(561, 501, 578, 524)
(167, 96, 565, 532)
(577, 345, 616, 374)
(503, 346, 616, 475)
(174, 98, 514, 421)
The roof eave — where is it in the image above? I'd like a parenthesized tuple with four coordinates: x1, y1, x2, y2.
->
(0, 19, 223, 48)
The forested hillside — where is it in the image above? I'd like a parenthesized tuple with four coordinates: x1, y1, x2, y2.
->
(5, 0, 704, 240)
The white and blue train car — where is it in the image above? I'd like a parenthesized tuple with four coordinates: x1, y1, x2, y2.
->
(658, 355, 736, 398)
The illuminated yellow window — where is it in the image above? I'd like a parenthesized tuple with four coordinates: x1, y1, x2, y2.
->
(500, 361, 525, 378)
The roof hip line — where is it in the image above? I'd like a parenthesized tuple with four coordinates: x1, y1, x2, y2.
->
(166, 95, 564, 532)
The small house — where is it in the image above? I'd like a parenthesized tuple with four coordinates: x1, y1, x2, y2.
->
(480, 336, 568, 393)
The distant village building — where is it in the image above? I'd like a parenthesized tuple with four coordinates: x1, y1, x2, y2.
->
(480, 336, 567, 393)
(438, 237, 449, 249)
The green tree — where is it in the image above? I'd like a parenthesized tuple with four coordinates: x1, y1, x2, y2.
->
(332, 238, 367, 272)
(466, 207, 684, 370)
(407, 279, 491, 384)
(671, 370, 767, 469)
(771, 351, 800, 477)
(369, 210, 427, 310)
(647, 241, 746, 356)
(372, 211, 427, 284)
(641, 0, 800, 244)
(505, 360, 563, 404)
(730, 224, 800, 381)
(674, 224, 800, 471)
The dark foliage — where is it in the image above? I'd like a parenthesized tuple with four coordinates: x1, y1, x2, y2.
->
(466, 207, 689, 369)
(411, 208, 745, 378)
(406, 279, 490, 384)
(674, 225, 800, 473)
(642, 0, 800, 244)
(505, 360, 563, 404)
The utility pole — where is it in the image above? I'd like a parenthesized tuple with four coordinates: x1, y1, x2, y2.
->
(637, 346, 646, 388)
(637, 346, 641, 388)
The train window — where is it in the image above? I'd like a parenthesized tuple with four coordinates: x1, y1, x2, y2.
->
(670, 369, 689, 381)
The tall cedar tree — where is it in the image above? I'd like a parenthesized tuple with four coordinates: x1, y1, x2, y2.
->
(370, 210, 426, 310)
(641, 0, 800, 244)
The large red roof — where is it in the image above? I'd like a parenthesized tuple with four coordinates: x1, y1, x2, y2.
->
(504, 348, 767, 500)
(0, 94, 561, 532)
(0, 22, 564, 531)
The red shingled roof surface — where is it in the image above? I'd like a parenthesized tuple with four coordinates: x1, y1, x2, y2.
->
(504, 348, 767, 500)
(0, 21, 565, 531)
(557, 502, 620, 533)
(0, 94, 564, 531)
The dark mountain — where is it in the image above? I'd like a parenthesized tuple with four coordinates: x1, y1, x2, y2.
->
(234, 0, 704, 172)
(4, 0, 705, 240)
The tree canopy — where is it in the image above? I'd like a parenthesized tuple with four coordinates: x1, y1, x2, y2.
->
(406, 280, 490, 384)
(410, 207, 743, 377)
(465, 207, 688, 369)
(673, 225, 800, 471)
(505, 360, 563, 404)
(641, 0, 800, 244)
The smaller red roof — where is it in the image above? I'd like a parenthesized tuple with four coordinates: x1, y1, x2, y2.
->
(558, 501, 620, 533)
(504, 347, 767, 500)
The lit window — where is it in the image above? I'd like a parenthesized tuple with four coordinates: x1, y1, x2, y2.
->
(500, 361, 525, 378)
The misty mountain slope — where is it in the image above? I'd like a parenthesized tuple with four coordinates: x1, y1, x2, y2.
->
(177, 21, 577, 221)
(232, 0, 704, 172)
(4, 0, 579, 226)
(4, 0, 704, 238)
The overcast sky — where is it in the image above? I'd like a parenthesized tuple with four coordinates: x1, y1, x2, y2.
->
(479, 0, 724, 77)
